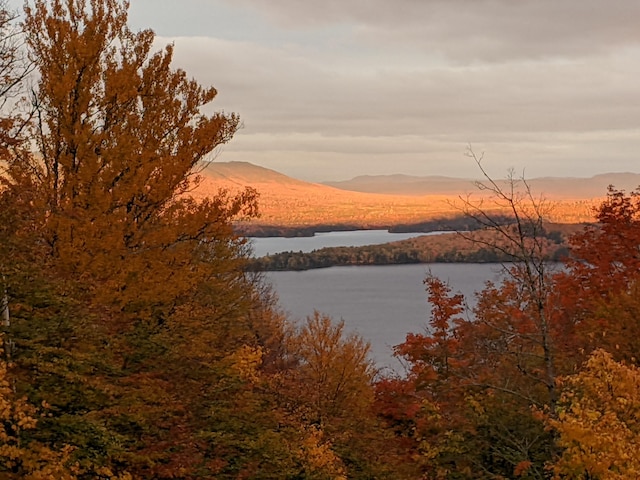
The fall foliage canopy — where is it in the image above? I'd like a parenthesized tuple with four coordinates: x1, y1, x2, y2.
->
(1, 0, 640, 478)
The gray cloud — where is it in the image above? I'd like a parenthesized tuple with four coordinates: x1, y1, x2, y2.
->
(8, 0, 640, 180)
(226, 0, 640, 62)
(169, 35, 640, 135)
(160, 22, 640, 179)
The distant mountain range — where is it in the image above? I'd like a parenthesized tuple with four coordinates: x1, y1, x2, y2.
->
(324, 172, 640, 198)
(193, 161, 633, 228)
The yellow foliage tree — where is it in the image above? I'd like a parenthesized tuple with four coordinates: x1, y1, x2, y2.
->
(291, 311, 376, 426)
(0, 338, 77, 479)
(547, 349, 640, 479)
(298, 425, 347, 480)
(274, 312, 398, 477)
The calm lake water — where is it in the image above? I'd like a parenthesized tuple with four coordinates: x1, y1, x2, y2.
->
(266, 263, 505, 374)
(250, 229, 444, 258)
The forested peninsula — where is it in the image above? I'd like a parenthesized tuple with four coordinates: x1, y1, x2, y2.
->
(250, 223, 584, 271)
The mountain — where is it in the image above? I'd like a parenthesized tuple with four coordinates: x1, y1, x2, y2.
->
(193, 162, 459, 228)
(199, 161, 310, 187)
(191, 162, 612, 228)
(324, 172, 640, 198)
(324, 174, 476, 196)
(194, 161, 348, 200)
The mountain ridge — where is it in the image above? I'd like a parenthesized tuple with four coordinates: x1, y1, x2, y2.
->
(199, 161, 640, 198)
(323, 171, 640, 197)
(192, 161, 625, 227)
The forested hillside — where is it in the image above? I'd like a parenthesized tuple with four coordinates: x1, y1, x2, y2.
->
(193, 163, 600, 230)
(1, 1, 640, 479)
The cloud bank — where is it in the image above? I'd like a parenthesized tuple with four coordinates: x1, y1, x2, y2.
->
(18, 0, 640, 180)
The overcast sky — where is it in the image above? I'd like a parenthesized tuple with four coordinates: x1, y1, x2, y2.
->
(16, 1, 640, 181)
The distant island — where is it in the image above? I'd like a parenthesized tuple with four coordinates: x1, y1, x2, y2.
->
(237, 213, 514, 237)
(249, 223, 584, 271)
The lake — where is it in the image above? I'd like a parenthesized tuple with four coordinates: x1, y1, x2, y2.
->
(266, 263, 505, 374)
(250, 229, 446, 258)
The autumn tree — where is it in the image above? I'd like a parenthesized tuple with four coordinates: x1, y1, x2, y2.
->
(289, 312, 375, 424)
(0, 1, 311, 478)
(458, 148, 561, 409)
(289, 313, 373, 467)
(397, 275, 466, 387)
(5, 0, 257, 317)
(381, 151, 570, 478)
(446, 152, 564, 478)
(567, 187, 640, 292)
(382, 277, 471, 478)
(265, 311, 404, 478)
(0, 0, 33, 331)
(556, 187, 640, 365)
(0, 0, 31, 157)
(547, 349, 640, 479)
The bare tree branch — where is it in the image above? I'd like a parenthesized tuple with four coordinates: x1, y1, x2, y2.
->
(455, 146, 559, 411)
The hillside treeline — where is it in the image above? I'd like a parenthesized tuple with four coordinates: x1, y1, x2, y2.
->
(250, 224, 580, 271)
(1, 2, 640, 479)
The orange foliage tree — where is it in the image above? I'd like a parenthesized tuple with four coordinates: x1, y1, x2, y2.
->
(7, 0, 257, 316)
(557, 187, 640, 365)
(381, 181, 640, 478)
(0, 1, 307, 478)
(381, 155, 575, 478)
(274, 312, 399, 477)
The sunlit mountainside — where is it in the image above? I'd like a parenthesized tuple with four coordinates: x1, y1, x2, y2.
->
(194, 161, 463, 228)
(193, 161, 625, 228)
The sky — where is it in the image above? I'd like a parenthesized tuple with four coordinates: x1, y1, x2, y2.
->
(12, 1, 640, 181)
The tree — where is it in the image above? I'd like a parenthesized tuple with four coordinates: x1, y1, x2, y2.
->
(273, 312, 402, 478)
(547, 349, 640, 479)
(556, 187, 640, 365)
(0, 1, 298, 478)
(396, 275, 466, 386)
(458, 148, 561, 410)
(289, 312, 375, 425)
(384, 277, 472, 479)
(0, 0, 32, 160)
(567, 187, 640, 294)
(442, 151, 563, 477)
(0, 0, 34, 331)
(382, 150, 567, 478)
(7, 0, 257, 316)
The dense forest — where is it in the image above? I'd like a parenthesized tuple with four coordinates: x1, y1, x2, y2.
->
(1, 1, 640, 479)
